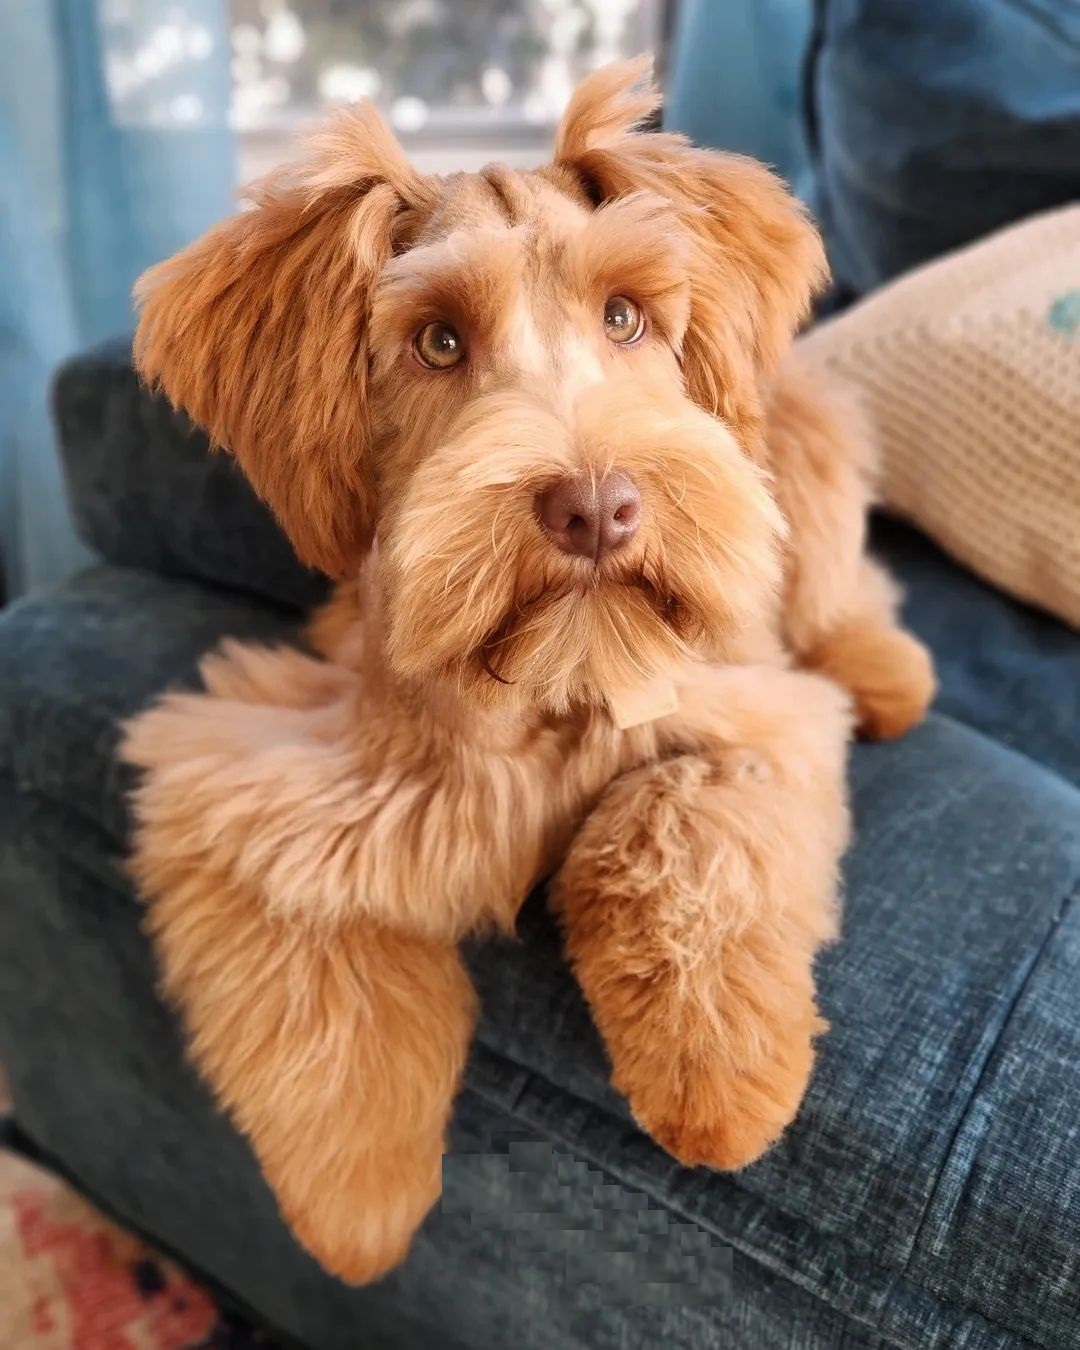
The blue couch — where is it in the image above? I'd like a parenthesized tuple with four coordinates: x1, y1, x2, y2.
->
(2, 4, 1080, 1347)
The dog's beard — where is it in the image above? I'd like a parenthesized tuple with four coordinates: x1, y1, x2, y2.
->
(381, 383, 785, 714)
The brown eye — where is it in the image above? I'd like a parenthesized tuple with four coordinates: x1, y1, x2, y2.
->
(603, 295, 644, 345)
(415, 321, 464, 369)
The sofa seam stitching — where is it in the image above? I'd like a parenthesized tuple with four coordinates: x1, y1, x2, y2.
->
(901, 880, 1078, 1281)
(931, 711, 1080, 804)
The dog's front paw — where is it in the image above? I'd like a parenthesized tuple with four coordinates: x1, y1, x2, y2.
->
(618, 999, 824, 1171)
(555, 756, 835, 1174)
(808, 624, 936, 741)
(555, 678, 846, 1176)
(276, 1135, 443, 1284)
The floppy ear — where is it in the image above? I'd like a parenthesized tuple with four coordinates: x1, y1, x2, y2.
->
(134, 105, 433, 577)
(555, 57, 827, 448)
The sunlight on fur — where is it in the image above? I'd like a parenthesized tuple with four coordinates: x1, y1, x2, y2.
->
(123, 55, 935, 1284)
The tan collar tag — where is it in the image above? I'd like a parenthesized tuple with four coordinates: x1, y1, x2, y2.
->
(608, 677, 679, 731)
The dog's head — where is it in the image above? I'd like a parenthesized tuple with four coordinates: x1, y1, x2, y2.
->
(135, 58, 825, 713)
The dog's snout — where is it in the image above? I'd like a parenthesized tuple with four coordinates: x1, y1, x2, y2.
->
(536, 470, 641, 563)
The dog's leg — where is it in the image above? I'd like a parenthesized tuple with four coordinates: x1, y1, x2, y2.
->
(768, 361, 936, 739)
(139, 852, 475, 1283)
(553, 665, 849, 1171)
(121, 676, 525, 938)
(800, 557, 937, 741)
(122, 680, 477, 1284)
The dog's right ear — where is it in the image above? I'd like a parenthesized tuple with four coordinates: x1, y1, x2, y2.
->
(134, 105, 433, 578)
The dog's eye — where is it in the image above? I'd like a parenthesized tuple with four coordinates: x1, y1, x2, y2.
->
(415, 321, 465, 370)
(603, 296, 644, 345)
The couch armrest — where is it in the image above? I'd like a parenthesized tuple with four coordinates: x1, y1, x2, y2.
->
(52, 337, 329, 613)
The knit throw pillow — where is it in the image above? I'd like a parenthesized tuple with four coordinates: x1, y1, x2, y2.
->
(798, 205, 1080, 629)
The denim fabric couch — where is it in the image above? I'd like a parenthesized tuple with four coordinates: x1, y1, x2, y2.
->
(3, 4, 1080, 1346)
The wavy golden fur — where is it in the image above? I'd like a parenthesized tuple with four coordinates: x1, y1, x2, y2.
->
(123, 58, 934, 1283)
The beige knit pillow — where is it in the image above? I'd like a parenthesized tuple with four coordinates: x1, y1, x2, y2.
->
(797, 205, 1080, 628)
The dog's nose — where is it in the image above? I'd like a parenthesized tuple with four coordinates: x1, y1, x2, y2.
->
(536, 470, 641, 563)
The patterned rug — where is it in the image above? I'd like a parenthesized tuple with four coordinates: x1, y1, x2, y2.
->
(1, 1084, 275, 1349)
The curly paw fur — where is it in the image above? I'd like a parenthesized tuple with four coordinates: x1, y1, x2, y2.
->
(554, 669, 848, 1172)
(808, 624, 936, 740)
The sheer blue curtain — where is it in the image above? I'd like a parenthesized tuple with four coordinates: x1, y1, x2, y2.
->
(0, 0, 236, 596)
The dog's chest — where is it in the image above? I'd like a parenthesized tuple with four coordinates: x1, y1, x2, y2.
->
(356, 722, 629, 939)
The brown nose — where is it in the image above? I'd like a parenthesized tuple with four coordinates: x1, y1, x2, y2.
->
(536, 470, 641, 563)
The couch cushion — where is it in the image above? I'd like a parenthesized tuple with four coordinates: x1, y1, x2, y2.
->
(807, 0, 1080, 297)
(873, 517, 1080, 788)
(53, 338, 330, 614)
(2, 565, 1079, 1347)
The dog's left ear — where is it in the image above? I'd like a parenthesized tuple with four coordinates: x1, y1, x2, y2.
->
(555, 57, 828, 447)
(134, 105, 434, 577)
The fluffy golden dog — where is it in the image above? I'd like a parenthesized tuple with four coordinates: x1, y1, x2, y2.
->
(121, 59, 934, 1284)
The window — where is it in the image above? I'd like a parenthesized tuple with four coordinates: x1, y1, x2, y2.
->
(228, 0, 668, 177)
